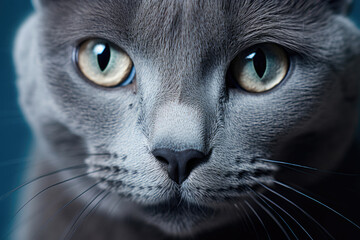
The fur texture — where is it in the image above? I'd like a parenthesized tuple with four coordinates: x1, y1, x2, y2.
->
(13, 0, 360, 239)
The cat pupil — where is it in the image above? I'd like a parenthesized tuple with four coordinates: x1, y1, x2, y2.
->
(253, 49, 266, 78)
(95, 43, 111, 71)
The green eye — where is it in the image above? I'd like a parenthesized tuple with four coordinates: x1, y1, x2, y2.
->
(76, 39, 134, 87)
(230, 44, 289, 93)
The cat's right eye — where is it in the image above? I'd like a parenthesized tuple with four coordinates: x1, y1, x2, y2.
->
(76, 39, 135, 87)
(229, 43, 289, 93)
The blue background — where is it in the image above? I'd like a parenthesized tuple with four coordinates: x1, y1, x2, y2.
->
(0, 1, 359, 239)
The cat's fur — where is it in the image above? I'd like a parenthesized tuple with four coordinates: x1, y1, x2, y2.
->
(13, 0, 360, 239)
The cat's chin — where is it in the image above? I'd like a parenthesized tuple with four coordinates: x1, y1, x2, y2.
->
(136, 197, 241, 236)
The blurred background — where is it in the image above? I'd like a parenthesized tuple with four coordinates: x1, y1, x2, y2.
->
(0, 1, 32, 239)
(0, 1, 359, 239)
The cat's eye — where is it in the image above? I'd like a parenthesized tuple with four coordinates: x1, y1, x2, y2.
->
(229, 44, 289, 93)
(76, 39, 135, 87)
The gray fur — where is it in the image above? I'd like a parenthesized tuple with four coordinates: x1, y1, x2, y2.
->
(14, 0, 360, 239)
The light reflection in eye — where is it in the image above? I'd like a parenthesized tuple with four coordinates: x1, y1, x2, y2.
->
(246, 52, 256, 60)
(93, 44, 106, 55)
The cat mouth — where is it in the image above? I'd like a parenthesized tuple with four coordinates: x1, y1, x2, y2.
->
(141, 194, 214, 220)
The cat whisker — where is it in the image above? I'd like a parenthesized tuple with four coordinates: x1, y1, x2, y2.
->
(35, 173, 114, 239)
(233, 203, 253, 237)
(0, 164, 87, 202)
(80, 191, 111, 228)
(62, 189, 108, 240)
(244, 200, 272, 240)
(251, 186, 313, 240)
(4, 180, 85, 240)
(256, 181, 334, 239)
(73, 192, 111, 239)
(247, 188, 296, 240)
(0, 152, 113, 200)
(0, 153, 109, 172)
(237, 202, 260, 240)
(2, 170, 105, 239)
(14, 168, 105, 219)
(255, 158, 360, 176)
(0, 152, 112, 169)
(274, 180, 360, 232)
(86, 191, 111, 219)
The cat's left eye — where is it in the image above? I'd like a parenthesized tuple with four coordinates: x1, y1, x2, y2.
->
(229, 43, 289, 93)
(76, 39, 135, 87)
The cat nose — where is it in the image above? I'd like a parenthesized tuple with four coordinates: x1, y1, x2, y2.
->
(152, 149, 206, 184)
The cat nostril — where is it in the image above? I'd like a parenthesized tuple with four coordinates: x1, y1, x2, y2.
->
(152, 148, 207, 185)
(156, 156, 168, 165)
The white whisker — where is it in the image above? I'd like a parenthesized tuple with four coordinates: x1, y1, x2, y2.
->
(257, 181, 335, 239)
(245, 200, 272, 240)
(256, 191, 313, 240)
(274, 180, 360, 232)
(248, 188, 297, 240)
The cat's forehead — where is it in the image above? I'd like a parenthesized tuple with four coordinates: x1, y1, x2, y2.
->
(91, 0, 330, 39)
(131, 1, 329, 53)
(39, 0, 335, 69)
(131, 0, 329, 29)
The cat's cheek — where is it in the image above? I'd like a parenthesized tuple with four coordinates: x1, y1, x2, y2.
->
(222, 60, 328, 159)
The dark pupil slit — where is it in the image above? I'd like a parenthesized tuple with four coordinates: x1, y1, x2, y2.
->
(97, 43, 111, 71)
(253, 49, 266, 78)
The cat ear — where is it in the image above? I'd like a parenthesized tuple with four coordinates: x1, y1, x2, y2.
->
(328, 0, 353, 15)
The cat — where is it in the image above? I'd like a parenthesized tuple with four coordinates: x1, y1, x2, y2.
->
(11, 0, 360, 239)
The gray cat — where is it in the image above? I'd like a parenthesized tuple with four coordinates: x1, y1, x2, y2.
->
(12, 0, 360, 239)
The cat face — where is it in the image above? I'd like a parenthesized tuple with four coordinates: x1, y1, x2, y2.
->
(16, 0, 360, 235)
